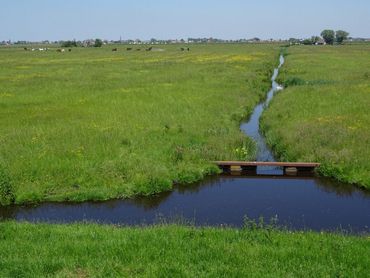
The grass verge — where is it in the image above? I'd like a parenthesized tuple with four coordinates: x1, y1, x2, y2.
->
(261, 44, 370, 189)
(0, 221, 369, 277)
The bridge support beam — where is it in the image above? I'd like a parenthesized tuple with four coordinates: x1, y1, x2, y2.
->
(283, 166, 315, 176)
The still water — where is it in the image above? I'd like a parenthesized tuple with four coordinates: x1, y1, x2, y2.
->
(1, 175, 369, 232)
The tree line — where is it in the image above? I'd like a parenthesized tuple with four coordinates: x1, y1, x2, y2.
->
(320, 30, 349, 45)
(290, 30, 350, 45)
(61, 39, 103, 48)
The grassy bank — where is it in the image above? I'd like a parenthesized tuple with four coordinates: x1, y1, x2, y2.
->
(0, 222, 368, 277)
(0, 44, 278, 204)
(261, 44, 370, 188)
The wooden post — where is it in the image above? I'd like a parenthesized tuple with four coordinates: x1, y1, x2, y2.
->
(284, 166, 297, 176)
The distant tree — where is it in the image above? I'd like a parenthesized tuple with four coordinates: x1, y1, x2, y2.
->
(336, 30, 349, 44)
(61, 40, 77, 47)
(288, 38, 300, 45)
(94, 39, 103, 47)
(311, 36, 320, 44)
(321, 30, 335, 45)
(302, 39, 313, 45)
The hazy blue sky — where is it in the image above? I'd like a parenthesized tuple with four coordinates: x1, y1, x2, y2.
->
(1, 0, 369, 41)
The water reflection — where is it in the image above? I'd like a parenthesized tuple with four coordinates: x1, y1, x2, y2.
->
(314, 177, 370, 198)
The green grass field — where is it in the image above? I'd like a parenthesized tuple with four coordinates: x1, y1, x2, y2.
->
(0, 44, 279, 204)
(261, 44, 370, 188)
(1, 44, 370, 277)
(1, 222, 369, 277)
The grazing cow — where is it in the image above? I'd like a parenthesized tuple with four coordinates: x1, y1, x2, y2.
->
(187, 48, 190, 51)
(68, 49, 72, 52)
(24, 47, 28, 51)
(136, 48, 141, 51)
(126, 48, 132, 51)
(180, 47, 185, 51)
(112, 48, 118, 51)
(57, 49, 65, 53)
(146, 47, 153, 51)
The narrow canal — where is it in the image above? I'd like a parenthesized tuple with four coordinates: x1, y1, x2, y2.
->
(1, 54, 369, 232)
(241, 54, 284, 163)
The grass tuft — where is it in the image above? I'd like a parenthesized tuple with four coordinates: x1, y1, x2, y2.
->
(0, 165, 15, 205)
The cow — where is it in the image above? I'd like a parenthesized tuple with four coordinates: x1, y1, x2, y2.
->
(180, 47, 185, 51)
(146, 47, 153, 51)
(68, 49, 72, 52)
(126, 48, 132, 51)
(136, 48, 141, 51)
(57, 49, 65, 53)
(112, 48, 118, 51)
(187, 47, 190, 51)
(24, 47, 28, 51)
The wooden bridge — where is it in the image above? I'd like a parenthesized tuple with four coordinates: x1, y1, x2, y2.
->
(214, 161, 320, 175)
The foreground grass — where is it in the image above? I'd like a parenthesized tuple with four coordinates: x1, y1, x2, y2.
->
(0, 44, 279, 204)
(0, 222, 368, 277)
(261, 44, 370, 188)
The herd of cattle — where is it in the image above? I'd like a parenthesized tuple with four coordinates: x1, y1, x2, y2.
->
(23, 47, 190, 52)
(113, 46, 190, 52)
(23, 47, 72, 52)
(24, 47, 49, 51)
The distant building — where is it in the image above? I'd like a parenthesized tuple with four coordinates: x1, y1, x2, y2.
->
(81, 39, 95, 47)
(315, 38, 326, 45)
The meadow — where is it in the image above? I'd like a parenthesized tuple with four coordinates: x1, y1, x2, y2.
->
(1, 44, 369, 277)
(261, 44, 370, 188)
(0, 44, 279, 204)
(0, 222, 369, 277)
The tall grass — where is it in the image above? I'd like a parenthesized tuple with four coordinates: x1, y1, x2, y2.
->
(0, 44, 278, 203)
(261, 44, 370, 188)
(0, 164, 14, 205)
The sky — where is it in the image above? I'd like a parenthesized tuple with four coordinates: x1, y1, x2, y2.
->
(1, 0, 369, 41)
